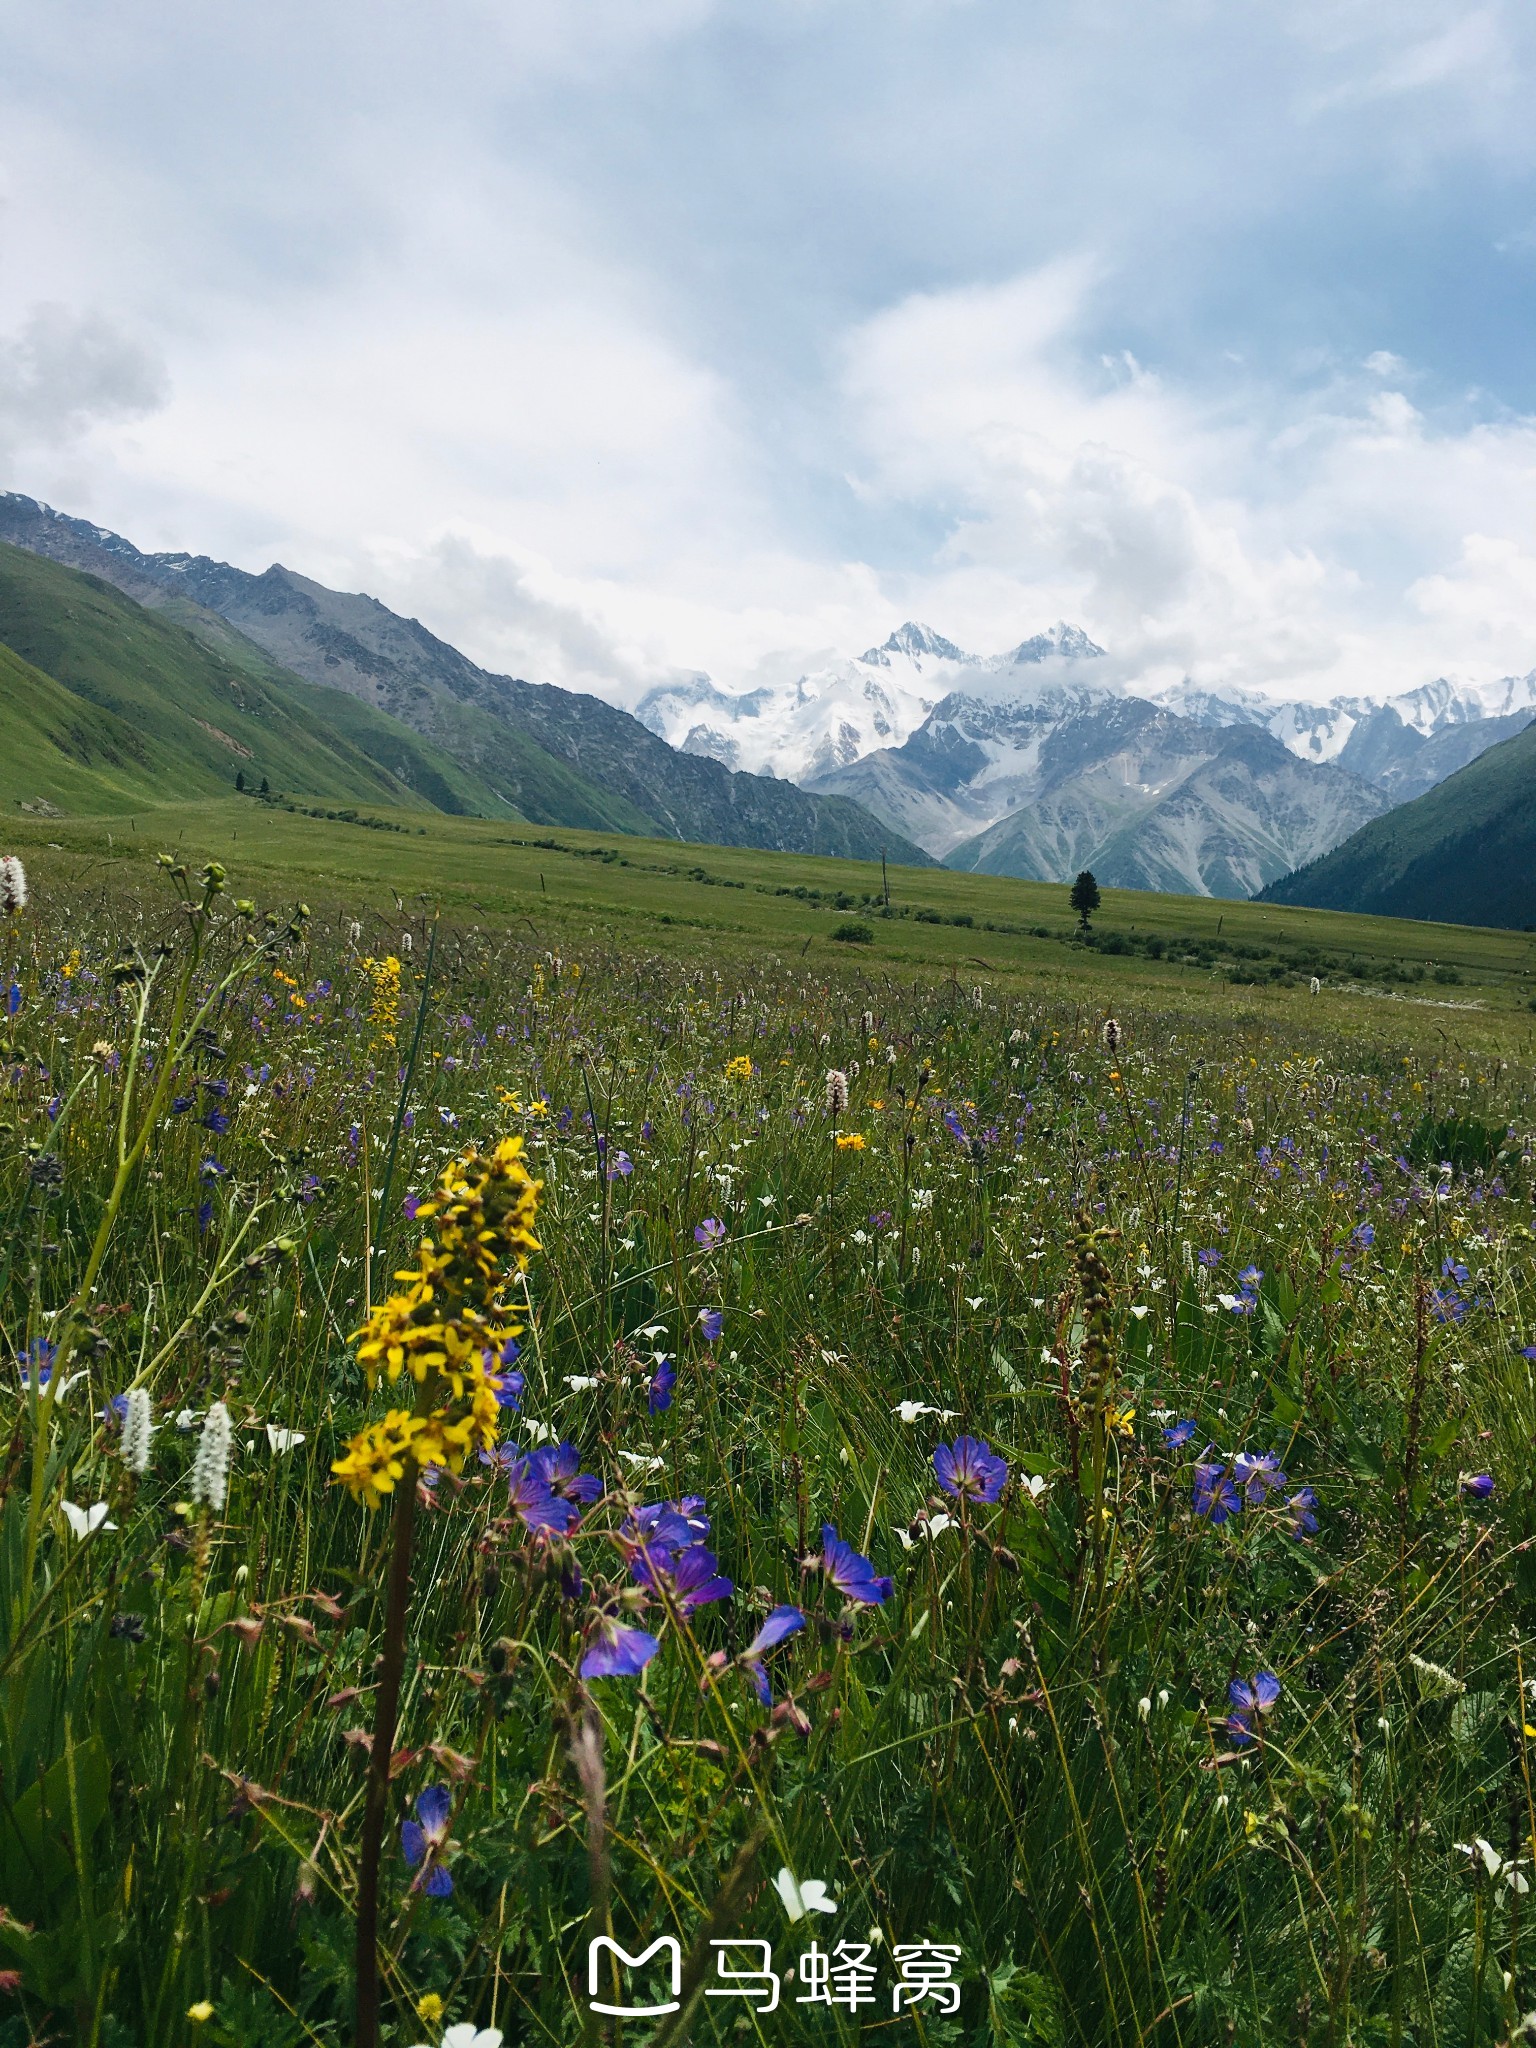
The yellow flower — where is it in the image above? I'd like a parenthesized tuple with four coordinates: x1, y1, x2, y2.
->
(416, 1993, 445, 2024)
(723, 1054, 755, 1081)
(835, 1132, 867, 1151)
(187, 2003, 215, 2024)
(1105, 1403, 1136, 1438)
(331, 1411, 424, 1509)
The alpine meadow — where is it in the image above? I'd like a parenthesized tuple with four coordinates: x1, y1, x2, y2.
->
(1, 805, 1535, 2047)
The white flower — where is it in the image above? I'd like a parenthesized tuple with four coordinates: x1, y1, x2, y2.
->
(565, 1375, 600, 1392)
(964, 1296, 985, 1311)
(175, 1408, 202, 1431)
(1137, 1697, 1152, 1722)
(122, 1387, 153, 1475)
(265, 1424, 306, 1453)
(925, 1513, 956, 1538)
(774, 1868, 838, 1921)
(1128, 1305, 1150, 1320)
(191, 1401, 233, 1511)
(417, 2027, 504, 2048)
(910, 1188, 934, 1212)
(0, 855, 28, 914)
(1020, 1475, 1048, 1501)
(635, 1323, 667, 1341)
(61, 1500, 116, 1538)
(617, 1451, 664, 1474)
(893, 1400, 936, 1424)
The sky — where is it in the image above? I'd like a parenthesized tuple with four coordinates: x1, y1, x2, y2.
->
(3, 0, 1536, 710)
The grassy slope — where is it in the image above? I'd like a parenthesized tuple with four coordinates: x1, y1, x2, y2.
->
(1261, 717, 1536, 927)
(9, 801, 1535, 1052)
(148, 594, 527, 819)
(152, 592, 657, 832)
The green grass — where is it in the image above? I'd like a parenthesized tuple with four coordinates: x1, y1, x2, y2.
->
(10, 799, 1536, 1042)
(2, 828, 1536, 2046)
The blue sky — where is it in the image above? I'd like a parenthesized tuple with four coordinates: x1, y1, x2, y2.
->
(3, 0, 1536, 706)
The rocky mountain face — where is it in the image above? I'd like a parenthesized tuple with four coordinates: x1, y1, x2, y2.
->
(0, 494, 931, 865)
(812, 694, 1388, 897)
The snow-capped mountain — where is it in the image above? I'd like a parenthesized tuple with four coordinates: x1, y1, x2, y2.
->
(635, 620, 1107, 780)
(639, 615, 1536, 801)
(776, 625, 1535, 897)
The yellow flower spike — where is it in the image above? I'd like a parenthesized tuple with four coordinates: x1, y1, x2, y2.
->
(835, 1132, 867, 1151)
(187, 2002, 215, 2024)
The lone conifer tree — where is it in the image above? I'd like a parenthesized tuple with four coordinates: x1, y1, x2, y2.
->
(235, 770, 246, 792)
(1070, 869, 1101, 932)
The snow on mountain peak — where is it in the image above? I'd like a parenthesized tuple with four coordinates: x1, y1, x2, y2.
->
(998, 622, 1107, 665)
(859, 622, 973, 666)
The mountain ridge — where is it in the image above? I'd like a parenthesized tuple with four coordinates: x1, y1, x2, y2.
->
(1257, 717, 1536, 928)
(0, 494, 933, 865)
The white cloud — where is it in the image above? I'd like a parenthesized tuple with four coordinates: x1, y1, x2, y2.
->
(3, 1, 1536, 716)
(0, 304, 167, 459)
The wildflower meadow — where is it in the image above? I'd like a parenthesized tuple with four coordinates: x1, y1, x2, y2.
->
(2, 843, 1536, 2047)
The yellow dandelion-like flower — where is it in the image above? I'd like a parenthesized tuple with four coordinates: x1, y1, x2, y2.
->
(834, 1132, 867, 1151)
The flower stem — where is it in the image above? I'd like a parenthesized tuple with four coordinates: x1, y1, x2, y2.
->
(354, 1464, 418, 2048)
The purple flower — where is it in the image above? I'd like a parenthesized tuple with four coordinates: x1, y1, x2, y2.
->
(1227, 1669, 1281, 1745)
(1161, 1419, 1198, 1448)
(1431, 1289, 1468, 1325)
(697, 1308, 723, 1342)
(740, 1604, 806, 1705)
(607, 1150, 633, 1180)
(1285, 1487, 1320, 1539)
(581, 1615, 660, 1679)
(1191, 1458, 1242, 1525)
(694, 1218, 726, 1249)
(1233, 1451, 1288, 1505)
(402, 1784, 454, 1896)
(624, 1498, 711, 1567)
(1197, 1248, 1222, 1269)
(942, 1109, 967, 1145)
(170, 1095, 194, 1115)
(820, 1523, 892, 1606)
(1519, 1346, 1536, 1362)
(5, 984, 19, 1017)
(200, 1108, 231, 1135)
(1461, 1472, 1495, 1501)
(506, 1456, 579, 1533)
(648, 1356, 676, 1414)
(1352, 1223, 1376, 1249)
(1442, 1257, 1470, 1285)
(933, 1435, 1008, 1504)
(531, 1441, 603, 1504)
(197, 1199, 214, 1233)
(632, 1541, 734, 1614)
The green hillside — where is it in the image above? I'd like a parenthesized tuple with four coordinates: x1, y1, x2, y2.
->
(1260, 716, 1536, 927)
(0, 540, 714, 834)
(151, 590, 652, 831)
